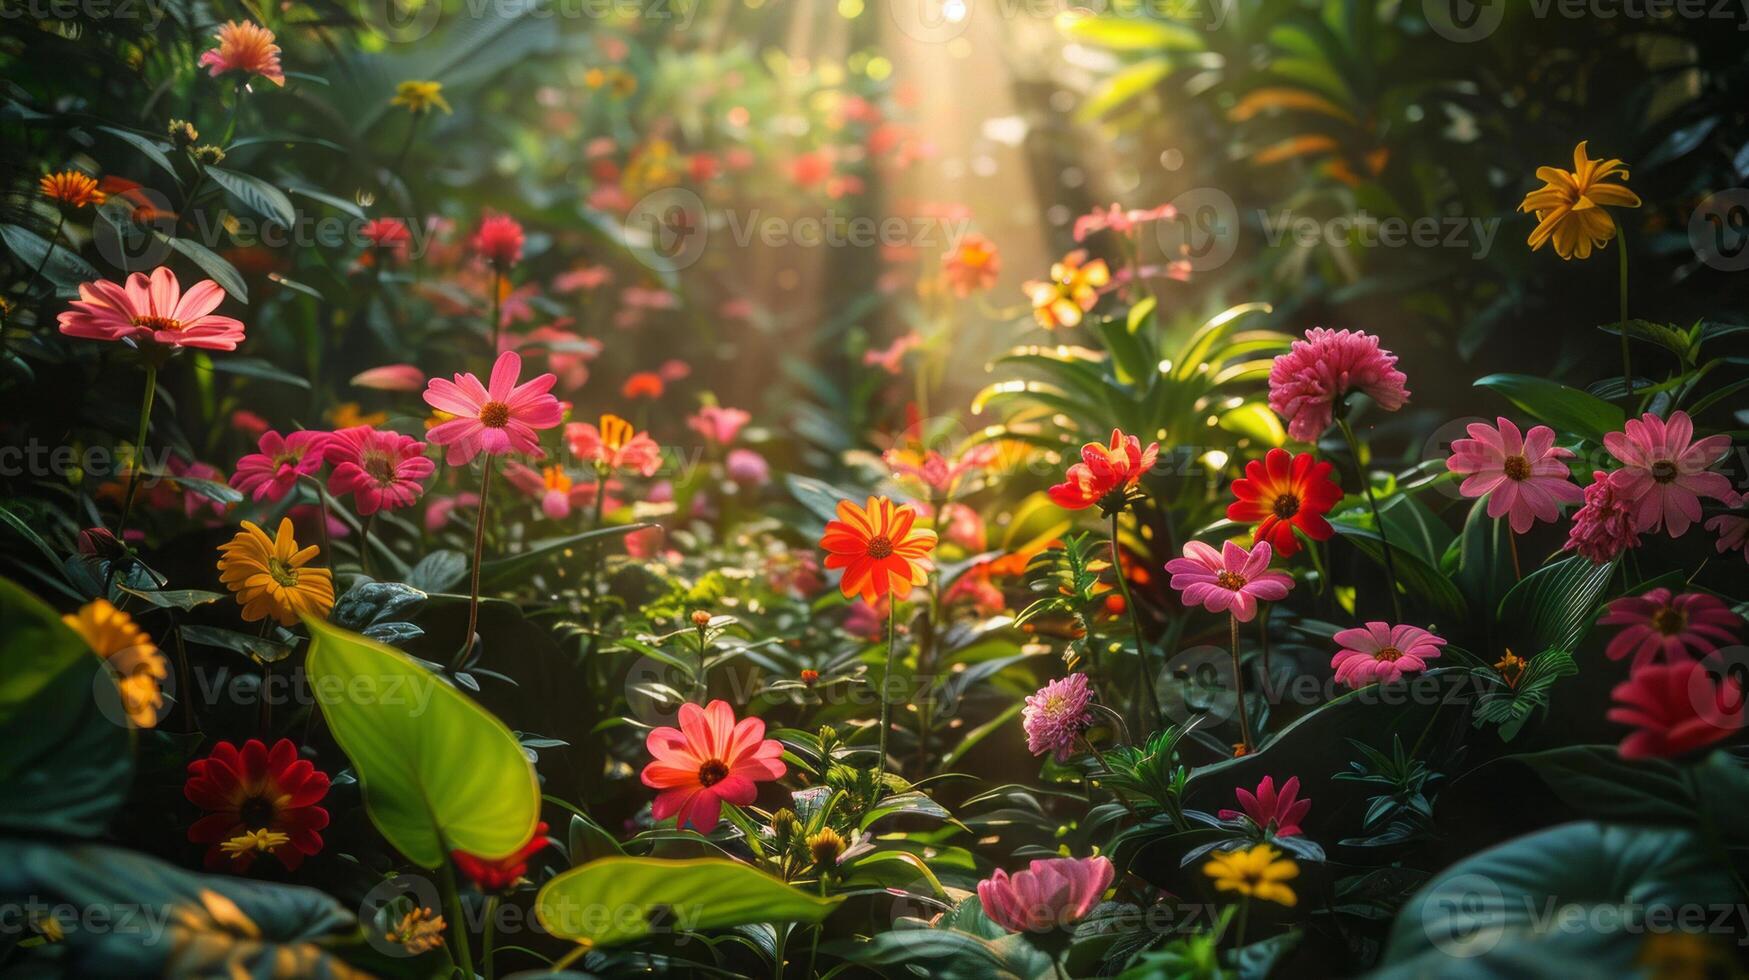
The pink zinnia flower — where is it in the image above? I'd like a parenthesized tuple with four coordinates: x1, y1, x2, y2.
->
(1022, 673, 1094, 761)
(1445, 417, 1583, 533)
(1218, 775, 1311, 837)
(977, 856, 1115, 934)
(230, 430, 329, 503)
(58, 267, 246, 351)
(1602, 411, 1735, 537)
(324, 426, 434, 516)
(424, 492, 479, 532)
(1268, 328, 1410, 443)
(1707, 514, 1749, 564)
(198, 21, 284, 86)
(230, 410, 270, 437)
(349, 364, 425, 392)
(640, 700, 786, 832)
(422, 351, 563, 465)
(471, 213, 525, 267)
(1165, 540, 1294, 623)
(1600, 588, 1743, 668)
(1609, 658, 1743, 760)
(566, 413, 661, 477)
(1331, 622, 1445, 688)
(1564, 470, 1642, 564)
(503, 462, 592, 520)
(688, 405, 752, 447)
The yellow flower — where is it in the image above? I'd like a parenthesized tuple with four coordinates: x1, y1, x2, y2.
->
(807, 828, 849, 867)
(386, 907, 446, 956)
(326, 402, 389, 429)
(220, 829, 291, 857)
(391, 79, 451, 115)
(1203, 843, 1299, 907)
(1021, 249, 1110, 329)
(63, 599, 167, 728)
(217, 518, 335, 626)
(1494, 649, 1527, 689)
(1520, 140, 1642, 260)
(40, 171, 106, 208)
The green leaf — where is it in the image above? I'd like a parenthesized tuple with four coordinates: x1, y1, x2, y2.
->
(1077, 57, 1171, 121)
(1474, 374, 1625, 443)
(0, 223, 99, 289)
(204, 165, 297, 228)
(479, 522, 656, 586)
(407, 550, 468, 593)
(287, 185, 367, 220)
(1506, 745, 1694, 824)
(1097, 316, 1152, 386)
(97, 126, 182, 183)
(534, 856, 841, 947)
(304, 617, 540, 867)
(1331, 520, 1467, 623)
(824, 923, 1055, 979)
(786, 474, 865, 526)
(179, 624, 296, 664)
(1496, 555, 1618, 653)
(160, 235, 249, 302)
(1061, 15, 1204, 51)
(208, 357, 313, 389)
(114, 585, 225, 610)
(0, 576, 133, 837)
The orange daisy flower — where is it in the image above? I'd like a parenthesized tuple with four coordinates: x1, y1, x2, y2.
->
(198, 21, 285, 87)
(40, 171, 106, 208)
(818, 496, 937, 602)
(941, 233, 1001, 297)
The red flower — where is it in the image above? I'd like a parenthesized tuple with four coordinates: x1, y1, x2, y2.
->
(1608, 658, 1744, 760)
(1226, 448, 1342, 557)
(621, 371, 665, 399)
(641, 700, 786, 832)
(184, 739, 330, 872)
(1218, 775, 1312, 837)
(453, 822, 549, 890)
(1047, 428, 1159, 515)
(471, 213, 525, 267)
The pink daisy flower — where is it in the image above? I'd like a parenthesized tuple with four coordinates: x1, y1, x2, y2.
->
(1446, 417, 1583, 533)
(639, 700, 785, 832)
(197, 20, 284, 87)
(349, 364, 425, 392)
(324, 426, 435, 516)
(1218, 775, 1311, 837)
(1022, 673, 1094, 761)
(1268, 328, 1410, 443)
(1330, 622, 1446, 688)
(1165, 540, 1294, 623)
(1602, 411, 1735, 537)
(229, 430, 329, 503)
(58, 267, 246, 351)
(977, 856, 1114, 934)
(1564, 470, 1642, 564)
(1600, 588, 1743, 668)
(688, 405, 752, 447)
(422, 351, 563, 465)
(1706, 514, 1749, 564)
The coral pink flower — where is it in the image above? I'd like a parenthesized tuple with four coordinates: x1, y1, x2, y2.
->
(863, 333, 920, 374)
(1603, 411, 1735, 537)
(977, 856, 1115, 934)
(1564, 471, 1642, 563)
(230, 430, 329, 503)
(470, 213, 525, 267)
(1166, 540, 1293, 623)
(1268, 328, 1409, 443)
(1330, 622, 1446, 688)
(1218, 776, 1311, 837)
(688, 405, 752, 447)
(1048, 428, 1160, 514)
(422, 351, 562, 465)
(1022, 673, 1094, 761)
(1600, 588, 1743, 668)
(1446, 417, 1583, 533)
(1707, 514, 1749, 564)
(359, 217, 411, 259)
(230, 410, 270, 437)
(1609, 658, 1743, 760)
(349, 363, 425, 391)
(424, 492, 479, 532)
(454, 822, 549, 891)
(324, 427, 434, 515)
(503, 462, 593, 519)
(1073, 202, 1176, 242)
(58, 267, 246, 351)
(198, 21, 284, 86)
(640, 700, 786, 832)
(567, 414, 662, 477)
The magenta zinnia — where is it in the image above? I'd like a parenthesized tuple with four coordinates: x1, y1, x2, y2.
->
(1218, 775, 1312, 837)
(1268, 328, 1409, 443)
(422, 351, 563, 464)
(230, 430, 328, 503)
(1564, 470, 1642, 564)
(324, 426, 435, 515)
(1022, 673, 1094, 761)
(1602, 411, 1734, 538)
(1330, 622, 1446, 688)
(1600, 588, 1743, 668)
(977, 856, 1114, 933)
(1446, 417, 1582, 534)
(1165, 540, 1294, 623)
(58, 267, 246, 351)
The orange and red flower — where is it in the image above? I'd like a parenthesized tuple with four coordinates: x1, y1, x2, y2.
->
(818, 496, 938, 602)
(1021, 250, 1109, 330)
(184, 738, 330, 871)
(566, 413, 661, 477)
(453, 822, 549, 890)
(198, 21, 285, 86)
(1047, 429, 1158, 515)
(40, 171, 105, 208)
(640, 700, 786, 832)
(941, 233, 1001, 297)
(1226, 448, 1342, 557)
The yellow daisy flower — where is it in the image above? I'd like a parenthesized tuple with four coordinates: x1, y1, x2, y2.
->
(217, 518, 335, 626)
(390, 79, 451, 115)
(62, 599, 167, 728)
(1519, 140, 1641, 260)
(1203, 843, 1299, 907)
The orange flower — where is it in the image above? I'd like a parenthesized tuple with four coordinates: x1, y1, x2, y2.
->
(1047, 428, 1159, 515)
(40, 171, 105, 208)
(942, 233, 1001, 297)
(621, 371, 665, 399)
(1022, 249, 1109, 329)
(566, 413, 661, 476)
(818, 496, 937, 602)
(198, 21, 285, 87)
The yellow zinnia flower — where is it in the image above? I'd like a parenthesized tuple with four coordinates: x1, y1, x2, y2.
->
(62, 599, 167, 728)
(217, 518, 335, 626)
(40, 171, 106, 208)
(1203, 843, 1299, 907)
(1519, 141, 1641, 260)
(326, 402, 389, 429)
(391, 79, 451, 115)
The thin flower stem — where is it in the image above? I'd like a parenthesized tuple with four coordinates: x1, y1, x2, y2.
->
(360, 513, 376, 578)
(1234, 897, 1250, 950)
(258, 659, 272, 737)
(487, 268, 503, 354)
(1507, 528, 1522, 581)
(307, 475, 334, 569)
(1111, 512, 1160, 733)
(1079, 734, 1141, 818)
(1229, 612, 1253, 752)
(1337, 417, 1403, 621)
(772, 920, 787, 980)
(456, 459, 493, 670)
(23, 210, 67, 299)
(482, 895, 499, 980)
(436, 854, 474, 977)
(116, 364, 159, 540)
(877, 599, 897, 786)
(1616, 221, 1632, 403)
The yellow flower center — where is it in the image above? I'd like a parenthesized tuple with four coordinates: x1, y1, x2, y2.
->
(1375, 646, 1403, 662)
(131, 314, 183, 332)
(266, 557, 299, 588)
(1215, 570, 1246, 590)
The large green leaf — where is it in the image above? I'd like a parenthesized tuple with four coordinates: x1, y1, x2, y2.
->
(535, 856, 842, 948)
(204, 166, 297, 228)
(0, 576, 133, 837)
(1474, 374, 1625, 443)
(1377, 822, 1736, 976)
(1496, 555, 1618, 653)
(303, 618, 539, 867)
(0, 223, 99, 290)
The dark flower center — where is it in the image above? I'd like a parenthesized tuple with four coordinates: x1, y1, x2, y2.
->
(364, 451, 397, 485)
(131, 314, 183, 332)
(865, 535, 894, 560)
(1651, 460, 1678, 484)
(479, 401, 512, 428)
(1375, 646, 1403, 662)
(1650, 606, 1687, 636)
(1272, 493, 1300, 519)
(696, 758, 729, 787)
(1215, 570, 1246, 591)
(239, 795, 276, 828)
(1502, 455, 1531, 481)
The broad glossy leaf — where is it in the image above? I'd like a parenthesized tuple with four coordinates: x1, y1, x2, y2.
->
(304, 618, 539, 867)
(205, 165, 297, 228)
(1496, 555, 1618, 653)
(1474, 374, 1625, 443)
(535, 856, 841, 947)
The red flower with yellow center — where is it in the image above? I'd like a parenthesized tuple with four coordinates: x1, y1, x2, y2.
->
(1226, 448, 1342, 557)
(1047, 428, 1159, 515)
(640, 701, 786, 832)
(818, 496, 938, 602)
(453, 822, 550, 891)
(184, 738, 330, 872)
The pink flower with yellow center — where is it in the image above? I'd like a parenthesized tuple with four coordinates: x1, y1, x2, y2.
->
(1165, 540, 1294, 623)
(566, 413, 662, 477)
(1330, 622, 1446, 688)
(230, 430, 328, 503)
(1602, 411, 1736, 538)
(640, 700, 786, 832)
(324, 426, 434, 515)
(421, 351, 562, 465)
(1600, 588, 1743, 668)
(198, 21, 285, 86)
(58, 267, 246, 351)
(1446, 417, 1583, 534)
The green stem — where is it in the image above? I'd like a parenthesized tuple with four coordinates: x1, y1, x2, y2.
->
(23, 210, 67, 299)
(488, 268, 503, 354)
(1234, 898, 1250, 950)
(436, 857, 474, 978)
(877, 599, 897, 786)
(481, 894, 499, 980)
(454, 459, 493, 670)
(1337, 417, 1402, 621)
(360, 513, 376, 578)
(1110, 512, 1160, 733)
(115, 364, 159, 540)
(1229, 613, 1254, 752)
(306, 475, 334, 569)
(772, 921, 787, 980)
(1617, 220, 1632, 402)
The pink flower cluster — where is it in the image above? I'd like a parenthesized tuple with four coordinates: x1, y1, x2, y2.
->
(1268, 328, 1410, 443)
(977, 856, 1114, 933)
